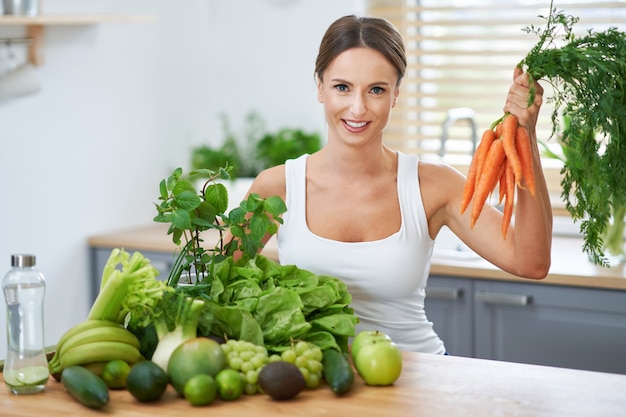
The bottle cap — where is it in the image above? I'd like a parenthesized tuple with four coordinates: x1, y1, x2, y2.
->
(11, 254, 36, 267)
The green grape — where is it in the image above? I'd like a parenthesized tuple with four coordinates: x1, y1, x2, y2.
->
(269, 341, 324, 390)
(294, 341, 309, 356)
(295, 355, 308, 369)
(281, 349, 297, 363)
(220, 339, 269, 395)
(244, 382, 257, 395)
(306, 372, 321, 389)
(241, 361, 254, 374)
(268, 354, 282, 363)
(245, 370, 258, 385)
(310, 346, 323, 362)
(251, 353, 266, 369)
(221, 342, 233, 355)
(307, 359, 323, 374)
(299, 367, 310, 382)
(229, 356, 243, 371)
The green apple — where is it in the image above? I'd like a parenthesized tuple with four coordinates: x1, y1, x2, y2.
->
(351, 330, 392, 361)
(353, 336, 402, 386)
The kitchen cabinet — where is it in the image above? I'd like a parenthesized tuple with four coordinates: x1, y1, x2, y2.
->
(424, 276, 473, 357)
(425, 275, 626, 374)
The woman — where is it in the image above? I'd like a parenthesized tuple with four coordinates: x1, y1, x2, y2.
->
(236, 15, 552, 353)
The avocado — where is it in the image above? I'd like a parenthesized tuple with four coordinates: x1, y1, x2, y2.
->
(258, 361, 306, 400)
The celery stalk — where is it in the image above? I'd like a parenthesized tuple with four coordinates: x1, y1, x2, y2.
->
(87, 249, 169, 323)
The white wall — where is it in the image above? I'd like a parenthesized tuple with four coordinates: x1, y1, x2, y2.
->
(0, 0, 365, 357)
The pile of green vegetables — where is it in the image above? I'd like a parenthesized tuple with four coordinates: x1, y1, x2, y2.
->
(98, 165, 359, 370)
(120, 252, 357, 370)
(519, 2, 626, 266)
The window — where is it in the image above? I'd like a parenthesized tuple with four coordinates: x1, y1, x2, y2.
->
(368, 0, 626, 199)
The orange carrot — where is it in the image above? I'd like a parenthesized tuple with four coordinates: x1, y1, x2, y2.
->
(515, 125, 536, 196)
(493, 161, 507, 204)
(470, 138, 506, 228)
(498, 158, 508, 205)
(502, 160, 515, 239)
(460, 129, 496, 215)
(495, 120, 503, 138)
(460, 160, 478, 215)
(501, 114, 524, 189)
(473, 129, 496, 191)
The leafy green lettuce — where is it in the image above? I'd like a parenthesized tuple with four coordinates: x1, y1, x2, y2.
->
(193, 255, 358, 353)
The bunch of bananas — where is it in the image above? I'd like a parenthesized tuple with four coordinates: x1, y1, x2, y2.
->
(49, 319, 143, 378)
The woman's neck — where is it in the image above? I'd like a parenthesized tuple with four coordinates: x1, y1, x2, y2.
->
(312, 142, 397, 179)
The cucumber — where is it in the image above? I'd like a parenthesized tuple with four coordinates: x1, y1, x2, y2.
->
(322, 348, 354, 395)
(61, 365, 110, 409)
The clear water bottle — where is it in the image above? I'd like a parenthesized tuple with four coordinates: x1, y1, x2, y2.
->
(3, 254, 49, 394)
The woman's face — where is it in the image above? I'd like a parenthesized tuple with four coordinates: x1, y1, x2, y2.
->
(317, 47, 400, 147)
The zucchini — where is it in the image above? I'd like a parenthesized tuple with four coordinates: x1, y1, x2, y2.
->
(322, 348, 354, 395)
(61, 365, 110, 409)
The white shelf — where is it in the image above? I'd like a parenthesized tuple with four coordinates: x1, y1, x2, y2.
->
(0, 15, 157, 65)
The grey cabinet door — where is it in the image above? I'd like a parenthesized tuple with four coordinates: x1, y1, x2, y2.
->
(425, 276, 474, 357)
(474, 280, 626, 374)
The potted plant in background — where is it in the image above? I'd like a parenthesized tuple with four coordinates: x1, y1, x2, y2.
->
(190, 111, 322, 210)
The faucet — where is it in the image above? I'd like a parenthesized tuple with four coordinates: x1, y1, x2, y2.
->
(438, 107, 477, 157)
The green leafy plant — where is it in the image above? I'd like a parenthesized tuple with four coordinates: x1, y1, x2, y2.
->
(519, 2, 626, 266)
(256, 127, 323, 171)
(191, 111, 322, 179)
(152, 166, 287, 285)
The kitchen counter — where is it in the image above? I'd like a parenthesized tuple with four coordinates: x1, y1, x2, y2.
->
(2, 351, 626, 417)
(88, 224, 626, 291)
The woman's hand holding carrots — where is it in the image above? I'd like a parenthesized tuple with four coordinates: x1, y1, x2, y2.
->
(460, 113, 536, 238)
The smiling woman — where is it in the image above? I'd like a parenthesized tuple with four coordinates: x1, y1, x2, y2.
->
(227, 14, 552, 354)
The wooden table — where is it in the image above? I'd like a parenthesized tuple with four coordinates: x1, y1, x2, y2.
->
(2, 352, 626, 417)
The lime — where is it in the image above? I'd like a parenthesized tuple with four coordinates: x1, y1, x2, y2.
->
(183, 374, 217, 406)
(126, 361, 169, 403)
(4, 366, 49, 387)
(101, 359, 131, 389)
(215, 369, 244, 401)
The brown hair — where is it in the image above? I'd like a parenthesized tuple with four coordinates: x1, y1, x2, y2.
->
(315, 15, 406, 86)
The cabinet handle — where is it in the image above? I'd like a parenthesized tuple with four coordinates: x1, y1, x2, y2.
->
(475, 291, 531, 306)
(426, 287, 464, 300)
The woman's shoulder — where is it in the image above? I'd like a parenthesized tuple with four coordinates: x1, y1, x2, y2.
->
(417, 158, 464, 180)
(249, 164, 287, 200)
(417, 159, 467, 209)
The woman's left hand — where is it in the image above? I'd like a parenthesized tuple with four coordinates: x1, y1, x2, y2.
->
(503, 66, 544, 131)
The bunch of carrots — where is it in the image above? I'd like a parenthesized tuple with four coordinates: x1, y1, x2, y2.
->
(460, 113, 536, 239)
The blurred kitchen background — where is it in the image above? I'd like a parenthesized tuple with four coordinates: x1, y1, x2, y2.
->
(0, 0, 365, 357)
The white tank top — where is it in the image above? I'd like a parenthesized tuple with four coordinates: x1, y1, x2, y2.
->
(278, 153, 446, 354)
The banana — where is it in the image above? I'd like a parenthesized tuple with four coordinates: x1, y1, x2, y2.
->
(81, 361, 109, 377)
(58, 341, 143, 371)
(51, 320, 121, 361)
(55, 325, 140, 359)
